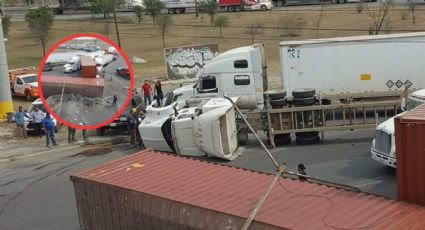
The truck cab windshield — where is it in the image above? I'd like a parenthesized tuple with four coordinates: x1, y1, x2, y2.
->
(406, 99, 424, 111)
(22, 75, 37, 83)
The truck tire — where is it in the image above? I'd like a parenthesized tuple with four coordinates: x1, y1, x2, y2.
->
(293, 96, 316, 106)
(277, 0, 286, 7)
(269, 98, 287, 108)
(237, 127, 248, 146)
(274, 134, 291, 146)
(292, 88, 316, 98)
(266, 90, 287, 100)
(176, 8, 183, 14)
(260, 5, 267, 10)
(296, 135, 320, 145)
(235, 5, 241, 11)
(295, 131, 319, 138)
(96, 127, 106, 136)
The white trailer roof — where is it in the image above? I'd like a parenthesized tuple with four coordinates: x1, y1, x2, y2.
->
(279, 32, 425, 47)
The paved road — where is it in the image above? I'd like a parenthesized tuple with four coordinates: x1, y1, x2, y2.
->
(4, 2, 399, 21)
(0, 127, 395, 230)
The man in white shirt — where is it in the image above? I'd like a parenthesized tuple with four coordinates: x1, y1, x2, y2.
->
(30, 105, 45, 137)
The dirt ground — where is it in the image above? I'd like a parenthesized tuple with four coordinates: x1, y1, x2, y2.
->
(5, 5, 425, 90)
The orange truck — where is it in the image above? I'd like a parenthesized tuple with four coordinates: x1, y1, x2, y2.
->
(9, 67, 39, 101)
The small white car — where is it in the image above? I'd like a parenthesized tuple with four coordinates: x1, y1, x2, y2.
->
(244, 0, 273, 11)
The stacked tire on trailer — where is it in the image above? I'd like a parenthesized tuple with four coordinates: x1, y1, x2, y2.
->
(292, 88, 321, 145)
(266, 90, 292, 146)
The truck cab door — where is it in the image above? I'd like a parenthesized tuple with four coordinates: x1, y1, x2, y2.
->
(15, 78, 25, 95)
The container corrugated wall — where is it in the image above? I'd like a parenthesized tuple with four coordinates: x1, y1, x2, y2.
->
(41, 76, 104, 98)
(396, 104, 425, 206)
(71, 178, 277, 230)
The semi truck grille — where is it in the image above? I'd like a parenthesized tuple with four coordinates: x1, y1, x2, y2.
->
(375, 130, 391, 154)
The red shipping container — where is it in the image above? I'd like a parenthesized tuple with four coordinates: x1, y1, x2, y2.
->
(71, 150, 425, 230)
(81, 56, 96, 78)
(395, 104, 425, 206)
(41, 75, 104, 98)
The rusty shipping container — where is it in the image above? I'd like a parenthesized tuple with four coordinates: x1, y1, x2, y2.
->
(81, 56, 97, 78)
(396, 104, 425, 206)
(71, 150, 425, 230)
(41, 76, 104, 98)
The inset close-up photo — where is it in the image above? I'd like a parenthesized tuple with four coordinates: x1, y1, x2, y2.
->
(39, 35, 133, 128)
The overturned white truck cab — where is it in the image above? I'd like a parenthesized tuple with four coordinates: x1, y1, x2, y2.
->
(141, 33, 425, 160)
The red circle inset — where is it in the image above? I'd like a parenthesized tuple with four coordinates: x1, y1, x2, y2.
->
(38, 34, 134, 130)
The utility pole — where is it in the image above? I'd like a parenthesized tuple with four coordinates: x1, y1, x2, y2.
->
(0, 17, 13, 119)
(112, 0, 121, 48)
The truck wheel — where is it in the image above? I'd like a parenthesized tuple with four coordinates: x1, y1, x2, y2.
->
(260, 5, 267, 10)
(96, 127, 106, 136)
(25, 92, 33, 101)
(266, 90, 287, 100)
(296, 135, 320, 145)
(269, 98, 287, 108)
(292, 88, 316, 98)
(235, 6, 241, 11)
(295, 131, 319, 138)
(237, 127, 248, 146)
(274, 134, 291, 146)
(277, 0, 285, 6)
(293, 96, 316, 106)
(182, 8, 186, 13)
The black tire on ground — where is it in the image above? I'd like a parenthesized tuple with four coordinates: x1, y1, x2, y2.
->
(96, 127, 106, 136)
(295, 131, 319, 138)
(260, 5, 267, 10)
(266, 90, 287, 100)
(237, 127, 248, 146)
(274, 134, 291, 146)
(182, 8, 186, 13)
(25, 92, 33, 101)
(235, 5, 241, 11)
(296, 135, 320, 145)
(269, 98, 287, 108)
(293, 96, 316, 106)
(292, 88, 316, 98)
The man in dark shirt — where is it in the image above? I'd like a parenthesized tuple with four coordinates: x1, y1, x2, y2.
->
(127, 108, 137, 146)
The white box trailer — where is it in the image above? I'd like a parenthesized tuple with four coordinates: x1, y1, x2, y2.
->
(161, 0, 203, 13)
(280, 32, 425, 99)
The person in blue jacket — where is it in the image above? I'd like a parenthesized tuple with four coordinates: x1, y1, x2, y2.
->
(14, 106, 28, 139)
(41, 113, 58, 148)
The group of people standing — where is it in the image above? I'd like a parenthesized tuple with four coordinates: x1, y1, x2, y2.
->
(141, 80, 163, 108)
(14, 105, 58, 148)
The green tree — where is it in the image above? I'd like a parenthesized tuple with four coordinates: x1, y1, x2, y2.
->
(245, 22, 262, 44)
(133, 5, 144, 24)
(144, 0, 165, 28)
(1, 14, 11, 38)
(156, 15, 172, 49)
(86, 0, 126, 18)
(198, 0, 217, 25)
(214, 16, 229, 38)
(25, 7, 54, 56)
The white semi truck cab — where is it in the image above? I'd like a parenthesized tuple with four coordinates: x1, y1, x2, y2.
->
(164, 44, 267, 110)
(64, 55, 81, 73)
(371, 89, 425, 167)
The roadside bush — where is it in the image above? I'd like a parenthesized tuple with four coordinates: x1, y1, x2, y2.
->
(400, 10, 409, 20)
(356, 2, 363, 13)
(280, 14, 305, 37)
